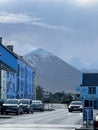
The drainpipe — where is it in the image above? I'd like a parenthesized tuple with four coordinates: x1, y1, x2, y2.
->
(0, 64, 1, 99)
(0, 37, 2, 99)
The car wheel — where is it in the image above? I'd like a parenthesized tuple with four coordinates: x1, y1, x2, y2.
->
(68, 109, 72, 112)
(27, 111, 30, 114)
(6, 112, 8, 115)
(21, 109, 24, 114)
(1, 111, 4, 115)
(16, 108, 20, 115)
(31, 109, 33, 113)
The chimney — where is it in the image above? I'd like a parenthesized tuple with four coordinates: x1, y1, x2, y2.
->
(7, 45, 13, 52)
(0, 37, 2, 44)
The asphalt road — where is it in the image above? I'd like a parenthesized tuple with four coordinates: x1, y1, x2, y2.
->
(0, 104, 83, 130)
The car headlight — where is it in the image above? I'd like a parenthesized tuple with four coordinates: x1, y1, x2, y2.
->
(95, 115, 98, 121)
(68, 105, 71, 108)
(79, 105, 82, 108)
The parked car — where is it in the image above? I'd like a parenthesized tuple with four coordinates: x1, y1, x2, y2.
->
(20, 99, 33, 113)
(93, 113, 98, 130)
(0, 99, 5, 114)
(32, 100, 44, 111)
(1, 99, 23, 115)
(68, 101, 83, 112)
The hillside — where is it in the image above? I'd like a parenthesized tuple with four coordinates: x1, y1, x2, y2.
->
(24, 48, 81, 93)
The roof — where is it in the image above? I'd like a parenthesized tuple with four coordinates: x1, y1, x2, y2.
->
(1, 43, 33, 69)
(80, 73, 98, 86)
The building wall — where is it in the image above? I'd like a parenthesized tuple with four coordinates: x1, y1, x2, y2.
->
(6, 72, 17, 99)
(6, 59, 34, 100)
(17, 59, 34, 99)
(0, 42, 34, 100)
(80, 86, 98, 109)
(1, 70, 6, 100)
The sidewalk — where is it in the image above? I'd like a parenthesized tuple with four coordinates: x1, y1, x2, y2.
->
(75, 124, 93, 130)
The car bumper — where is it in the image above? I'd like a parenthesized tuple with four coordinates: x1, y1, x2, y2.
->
(23, 107, 29, 112)
(93, 120, 98, 128)
(68, 108, 82, 111)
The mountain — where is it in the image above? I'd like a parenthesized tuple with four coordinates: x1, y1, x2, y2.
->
(24, 48, 81, 93)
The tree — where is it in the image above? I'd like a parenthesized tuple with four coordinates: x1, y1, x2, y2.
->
(36, 86, 43, 100)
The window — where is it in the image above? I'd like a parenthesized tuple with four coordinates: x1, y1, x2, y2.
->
(18, 64, 20, 76)
(21, 67, 24, 78)
(88, 87, 96, 94)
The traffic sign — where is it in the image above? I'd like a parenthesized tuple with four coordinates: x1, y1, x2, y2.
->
(83, 107, 93, 122)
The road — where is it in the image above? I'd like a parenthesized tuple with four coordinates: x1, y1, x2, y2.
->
(0, 104, 83, 130)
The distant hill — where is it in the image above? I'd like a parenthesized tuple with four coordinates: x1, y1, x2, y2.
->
(24, 48, 81, 93)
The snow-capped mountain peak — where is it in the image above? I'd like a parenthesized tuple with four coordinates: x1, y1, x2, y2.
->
(24, 48, 81, 93)
(25, 48, 53, 60)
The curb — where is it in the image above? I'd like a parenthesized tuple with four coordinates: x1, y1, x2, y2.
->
(0, 116, 11, 119)
(75, 126, 93, 130)
(44, 109, 55, 111)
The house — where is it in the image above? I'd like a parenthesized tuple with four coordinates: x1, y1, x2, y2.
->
(0, 38, 17, 100)
(80, 73, 98, 109)
(0, 38, 34, 100)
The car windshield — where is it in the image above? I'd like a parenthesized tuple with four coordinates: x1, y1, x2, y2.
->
(32, 101, 42, 104)
(5, 100, 18, 104)
(20, 100, 29, 104)
(71, 102, 82, 105)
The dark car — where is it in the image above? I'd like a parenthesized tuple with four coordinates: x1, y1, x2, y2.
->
(93, 113, 98, 130)
(0, 99, 5, 114)
(20, 99, 33, 114)
(1, 99, 23, 115)
(68, 101, 83, 112)
(32, 100, 44, 111)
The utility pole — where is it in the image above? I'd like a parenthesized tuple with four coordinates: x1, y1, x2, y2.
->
(34, 71, 37, 100)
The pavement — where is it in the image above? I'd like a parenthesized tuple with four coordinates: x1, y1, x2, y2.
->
(0, 124, 82, 130)
(75, 124, 93, 130)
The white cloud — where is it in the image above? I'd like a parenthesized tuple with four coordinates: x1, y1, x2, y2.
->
(0, 0, 12, 2)
(0, 12, 76, 32)
(0, 12, 41, 24)
(66, 56, 98, 70)
(3, 40, 36, 55)
(71, 0, 98, 6)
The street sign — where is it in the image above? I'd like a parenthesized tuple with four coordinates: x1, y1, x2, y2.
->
(83, 107, 93, 122)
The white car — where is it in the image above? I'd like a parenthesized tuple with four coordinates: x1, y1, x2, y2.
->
(68, 101, 83, 112)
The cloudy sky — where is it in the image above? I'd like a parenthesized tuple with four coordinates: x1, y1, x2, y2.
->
(0, 0, 98, 70)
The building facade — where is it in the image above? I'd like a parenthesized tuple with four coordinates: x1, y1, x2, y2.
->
(1, 70, 6, 100)
(6, 59, 34, 99)
(80, 73, 98, 109)
(0, 38, 34, 100)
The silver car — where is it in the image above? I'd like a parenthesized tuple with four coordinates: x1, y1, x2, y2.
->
(32, 100, 44, 111)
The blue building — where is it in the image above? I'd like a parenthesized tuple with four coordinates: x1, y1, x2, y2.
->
(6, 59, 34, 99)
(6, 46, 34, 100)
(0, 39, 18, 100)
(0, 38, 34, 100)
(80, 73, 98, 109)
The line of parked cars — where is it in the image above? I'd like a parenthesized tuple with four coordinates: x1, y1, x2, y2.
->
(0, 99, 44, 115)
